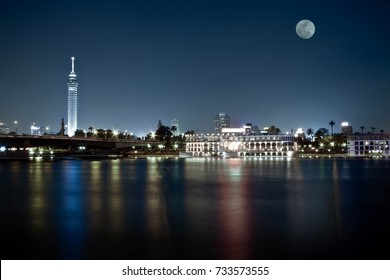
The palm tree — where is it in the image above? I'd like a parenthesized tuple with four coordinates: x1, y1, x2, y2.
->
(307, 128, 314, 141)
(156, 125, 173, 148)
(329, 120, 335, 136)
(315, 128, 329, 140)
(360, 126, 365, 134)
(380, 129, 384, 135)
(74, 129, 86, 138)
(171, 125, 177, 137)
(371, 127, 375, 134)
(268, 125, 277, 135)
(87, 126, 94, 138)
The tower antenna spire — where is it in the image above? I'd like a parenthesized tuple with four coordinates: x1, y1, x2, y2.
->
(71, 57, 75, 73)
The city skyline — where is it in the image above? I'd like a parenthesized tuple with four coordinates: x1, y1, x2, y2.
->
(1, 0, 389, 135)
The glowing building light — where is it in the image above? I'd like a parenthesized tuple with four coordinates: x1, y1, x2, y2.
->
(221, 128, 246, 133)
(341, 122, 349, 127)
(30, 123, 40, 136)
(67, 57, 78, 136)
(294, 128, 304, 137)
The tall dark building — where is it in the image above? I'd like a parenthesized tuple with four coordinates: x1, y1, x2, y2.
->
(341, 122, 353, 135)
(60, 117, 65, 136)
(215, 113, 230, 134)
(171, 118, 180, 136)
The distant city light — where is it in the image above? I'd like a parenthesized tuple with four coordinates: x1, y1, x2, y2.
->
(221, 128, 245, 133)
(294, 128, 304, 137)
(14, 120, 18, 134)
(0, 146, 6, 152)
(30, 123, 40, 136)
(341, 122, 349, 127)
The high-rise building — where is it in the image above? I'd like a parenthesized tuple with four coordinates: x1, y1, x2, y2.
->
(215, 113, 230, 134)
(171, 118, 180, 136)
(0, 123, 10, 135)
(67, 57, 78, 136)
(30, 123, 40, 136)
(341, 122, 353, 135)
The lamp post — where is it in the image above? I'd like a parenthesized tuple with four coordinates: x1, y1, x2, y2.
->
(14, 120, 18, 134)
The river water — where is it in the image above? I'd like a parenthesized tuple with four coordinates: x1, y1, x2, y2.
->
(1, 157, 389, 259)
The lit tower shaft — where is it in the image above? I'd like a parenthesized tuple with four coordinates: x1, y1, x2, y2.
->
(67, 57, 78, 136)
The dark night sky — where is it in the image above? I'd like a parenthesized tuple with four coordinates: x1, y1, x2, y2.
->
(1, 0, 389, 135)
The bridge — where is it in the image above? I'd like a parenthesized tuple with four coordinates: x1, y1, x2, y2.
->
(0, 135, 163, 150)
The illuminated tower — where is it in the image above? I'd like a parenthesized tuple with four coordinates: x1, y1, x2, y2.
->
(67, 57, 78, 136)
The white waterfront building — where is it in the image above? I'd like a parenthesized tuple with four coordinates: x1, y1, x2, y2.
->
(185, 127, 297, 158)
(347, 133, 390, 157)
(67, 57, 78, 136)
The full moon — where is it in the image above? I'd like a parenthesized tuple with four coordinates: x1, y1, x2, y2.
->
(296, 19, 315, 39)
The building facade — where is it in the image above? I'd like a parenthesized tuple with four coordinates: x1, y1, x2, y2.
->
(215, 113, 230, 134)
(347, 133, 390, 157)
(171, 118, 180, 136)
(341, 122, 353, 135)
(67, 57, 78, 136)
(30, 123, 40, 136)
(0, 123, 10, 135)
(185, 128, 297, 157)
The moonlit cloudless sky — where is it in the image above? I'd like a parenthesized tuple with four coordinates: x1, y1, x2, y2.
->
(0, 0, 389, 135)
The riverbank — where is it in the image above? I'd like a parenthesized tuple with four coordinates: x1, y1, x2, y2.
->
(298, 153, 349, 158)
(2, 151, 389, 161)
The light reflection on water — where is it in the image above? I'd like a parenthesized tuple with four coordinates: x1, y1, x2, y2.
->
(1, 157, 390, 259)
(89, 161, 103, 231)
(29, 162, 46, 231)
(216, 159, 251, 259)
(146, 158, 168, 239)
